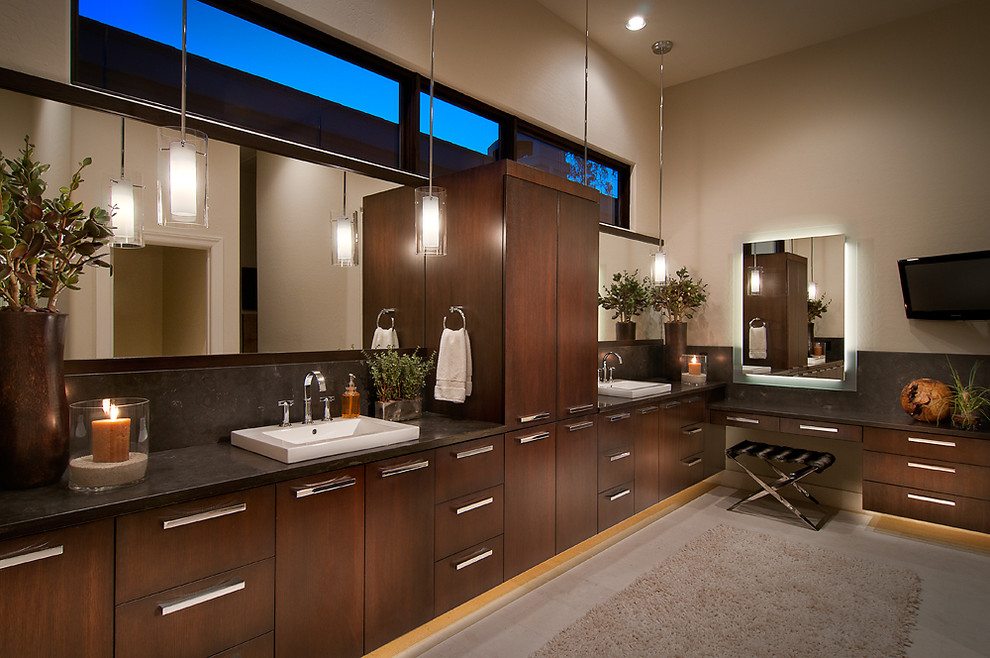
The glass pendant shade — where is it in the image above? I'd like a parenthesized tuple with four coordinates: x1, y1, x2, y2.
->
(110, 177, 144, 248)
(157, 127, 208, 227)
(331, 213, 359, 267)
(747, 265, 764, 296)
(416, 186, 446, 256)
(808, 280, 818, 300)
(650, 250, 667, 284)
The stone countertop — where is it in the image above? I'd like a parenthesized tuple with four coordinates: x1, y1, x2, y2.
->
(597, 381, 727, 412)
(0, 413, 505, 542)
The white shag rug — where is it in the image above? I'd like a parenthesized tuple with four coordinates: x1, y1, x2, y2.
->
(532, 524, 921, 658)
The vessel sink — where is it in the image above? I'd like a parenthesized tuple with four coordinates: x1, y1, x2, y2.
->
(231, 416, 420, 463)
(598, 379, 672, 399)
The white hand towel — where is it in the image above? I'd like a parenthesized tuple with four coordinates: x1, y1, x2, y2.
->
(371, 327, 399, 350)
(749, 325, 767, 360)
(434, 328, 472, 403)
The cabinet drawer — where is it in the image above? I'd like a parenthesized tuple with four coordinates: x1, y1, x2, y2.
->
(862, 481, 990, 534)
(680, 450, 707, 490)
(864, 451, 990, 500)
(711, 410, 780, 432)
(678, 394, 707, 426)
(115, 558, 275, 658)
(677, 423, 706, 459)
(211, 632, 273, 658)
(864, 427, 990, 466)
(598, 446, 635, 492)
(598, 483, 635, 532)
(435, 485, 504, 560)
(434, 535, 504, 617)
(116, 486, 275, 604)
(435, 435, 504, 503)
(598, 410, 635, 452)
(779, 417, 862, 442)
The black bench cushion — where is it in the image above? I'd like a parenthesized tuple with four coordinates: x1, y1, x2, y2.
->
(726, 440, 835, 472)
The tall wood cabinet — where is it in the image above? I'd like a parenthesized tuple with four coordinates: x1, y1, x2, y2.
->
(742, 251, 808, 371)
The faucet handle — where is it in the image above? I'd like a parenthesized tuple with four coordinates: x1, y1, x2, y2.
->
(607, 366, 616, 382)
(277, 399, 294, 427)
(320, 395, 335, 422)
(598, 367, 606, 383)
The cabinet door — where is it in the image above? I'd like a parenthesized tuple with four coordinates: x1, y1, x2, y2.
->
(364, 452, 435, 652)
(557, 192, 599, 420)
(276, 467, 364, 658)
(0, 519, 113, 658)
(634, 403, 661, 512)
(504, 424, 556, 579)
(658, 400, 683, 499)
(556, 416, 598, 553)
(505, 176, 558, 429)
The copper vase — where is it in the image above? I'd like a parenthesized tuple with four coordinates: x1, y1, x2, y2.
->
(0, 311, 70, 489)
(664, 321, 688, 381)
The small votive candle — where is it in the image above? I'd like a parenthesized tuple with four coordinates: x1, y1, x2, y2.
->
(681, 354, 708, 386)
(69, 397, 150, 492)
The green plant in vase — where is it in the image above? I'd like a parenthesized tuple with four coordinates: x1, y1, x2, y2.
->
(650, 266, 709, 323)
(946, 358, 989, 431)
(808, 294, 831, 323)
(599, 269, 650, 340)
(363, 347, 437, 421)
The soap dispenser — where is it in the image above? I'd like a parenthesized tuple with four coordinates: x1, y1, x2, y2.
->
(342, 373, 360, 419)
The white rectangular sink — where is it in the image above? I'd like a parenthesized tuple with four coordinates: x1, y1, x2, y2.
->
(598, 379, 672, 399)
(231, 416, 420, 463)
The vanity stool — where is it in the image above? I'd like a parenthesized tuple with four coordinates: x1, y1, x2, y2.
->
(725, 440, 835, 531)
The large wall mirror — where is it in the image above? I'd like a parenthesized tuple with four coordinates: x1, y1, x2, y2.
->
(734, 231, 857, 391)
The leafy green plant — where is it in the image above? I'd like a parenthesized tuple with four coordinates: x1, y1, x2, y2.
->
(598, 269, 650, 323)
(651, 266, 709, 323)
(808, 293, 831, 322)
(0, 136, 113, 312)
(363, 347, 437, 401)
(946, 357, 989, 431)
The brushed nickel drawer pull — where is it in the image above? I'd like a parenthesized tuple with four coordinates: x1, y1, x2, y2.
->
(683, 456, 703, 467)
(455, 549, 494, 571)
(638, 406, 659, 414)
(0, 545, 63, 571)
(518, 431, 551, 444)
(293, 476, 357, 498)
(799, 424, 839, 433)
(456, 496, 495, 515)
(683, 427, 704, 436)
(907, 493, 956, 507)
(455, 444, 494, 459)
(908, 436, 956, 447)
(162, 503, 247, 530)
(608, 412, 630, 422)
(608, 488, 631, 502)
(684, 397, 703, 404)
(519, 412, 551, 423)
(907, 462, 956, 474)
(609, 451, 632, 462)
(727, 416, 760, 424)
(664, 402, 681, 409)
(567, 421, 595, 432)
(380, 460, 430, 478)
(568, 404, 595, 414)
(158, 579, 246, 616)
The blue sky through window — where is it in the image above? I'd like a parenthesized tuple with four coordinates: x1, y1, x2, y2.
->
(420, 92, 499, 155)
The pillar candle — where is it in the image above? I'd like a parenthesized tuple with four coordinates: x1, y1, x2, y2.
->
(92, 403, 130, 463)
(688, 357, 702, 376)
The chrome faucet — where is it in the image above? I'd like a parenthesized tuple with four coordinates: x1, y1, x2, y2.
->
(303, 370, 327, 424)
(600, 352, 623, 383)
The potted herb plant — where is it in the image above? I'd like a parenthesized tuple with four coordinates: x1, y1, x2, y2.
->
(946, 358, 989, 431)
(807, 293, 831, 355)
(0, 137, 113, 488)
(364, 347, 437, 421)
(650, 266, 709, 379)
(599, 269, 650, 341)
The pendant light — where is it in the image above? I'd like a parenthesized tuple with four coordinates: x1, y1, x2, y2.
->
(747, 249, 764, 296)
(807, 237, 818, 299)
(158, 0, 208, 227)
(415, 0, 446, 256)
(650, 40, 672, 284)
(110, 118, 144, 248)
(331, 171, 359, 267)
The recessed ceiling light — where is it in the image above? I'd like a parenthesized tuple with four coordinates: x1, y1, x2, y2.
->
(625, 15, 647, 31)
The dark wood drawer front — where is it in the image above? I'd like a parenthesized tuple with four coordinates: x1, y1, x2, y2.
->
(211, 632, 273, 658)
(678, 423, 706, 459)
(116, 486, 275, 604)
(598, 445, 635, 492)
(711, 410, 780, 432)
(864, 427, 990, 466)
(598, 483, 635, 532)
(862, 481, 990, 534)
(680, 450, 707, 490)
(435, 485, 504, 560)
(779, 417, 862, 442)
(434, 535, 504, 617)
(679, 395, 707, 426)
(435, 435, 504, 503)
(864, 451, 990, 500)
(115, 558, 275, 658)
(598, 410, 634, 452)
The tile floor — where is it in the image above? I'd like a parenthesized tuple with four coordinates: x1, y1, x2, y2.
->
(396, 484, 990, 658)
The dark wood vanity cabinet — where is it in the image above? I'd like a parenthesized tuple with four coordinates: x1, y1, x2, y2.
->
(597, 409, 636, 531)
(633, 403, 662, 512)
(275, 467, 364, 658)
(0, 519, 114, 658)
(556, 415, 599, 553)
(659, 395, 708, 499)
(505, 424, 557, 579)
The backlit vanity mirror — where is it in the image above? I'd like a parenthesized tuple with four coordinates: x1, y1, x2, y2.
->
(734, 232, 857, 391)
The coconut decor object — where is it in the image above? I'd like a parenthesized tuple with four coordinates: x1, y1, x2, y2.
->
(899, 378, 952, 423)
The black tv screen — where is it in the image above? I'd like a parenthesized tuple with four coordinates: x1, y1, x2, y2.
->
(898, 250, 990, 320)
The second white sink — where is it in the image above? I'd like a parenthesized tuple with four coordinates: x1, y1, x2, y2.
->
(231, 416, 420, 463)
(598, 379, 672, 399)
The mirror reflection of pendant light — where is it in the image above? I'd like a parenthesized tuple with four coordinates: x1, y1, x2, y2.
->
(158, 0, 208, 227)
(747, 250, 764, 296)
(331, 172, 359, 267)
(110, 118, 144, 249)
(650, 40, 672, 284)
(415, 0, 446, 256)
(807, 237, 818, 299)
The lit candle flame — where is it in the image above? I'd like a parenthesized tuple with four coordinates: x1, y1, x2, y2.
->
(102, 398, 119, 421)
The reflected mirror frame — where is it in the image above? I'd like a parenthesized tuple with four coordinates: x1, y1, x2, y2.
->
(732, 231, 857, 392)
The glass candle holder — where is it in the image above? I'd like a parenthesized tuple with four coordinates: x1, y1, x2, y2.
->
(69, 397, 150, 492)
(681, 354, 708, 386)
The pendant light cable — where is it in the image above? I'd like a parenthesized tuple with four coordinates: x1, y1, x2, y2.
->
(180, 0, 188, 142)
(428, 0, 436, 191)
(583, 0, 589, 185)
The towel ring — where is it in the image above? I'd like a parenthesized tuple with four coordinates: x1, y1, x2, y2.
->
(376, 308, 395, 329)
(749, 317, 765, 328)
(443, 306, 466, 330)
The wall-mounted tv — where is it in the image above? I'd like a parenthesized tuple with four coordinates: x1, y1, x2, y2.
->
(898, 250, 990, 320)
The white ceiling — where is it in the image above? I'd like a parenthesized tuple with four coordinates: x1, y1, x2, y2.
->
(535, 0, 965, 87)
